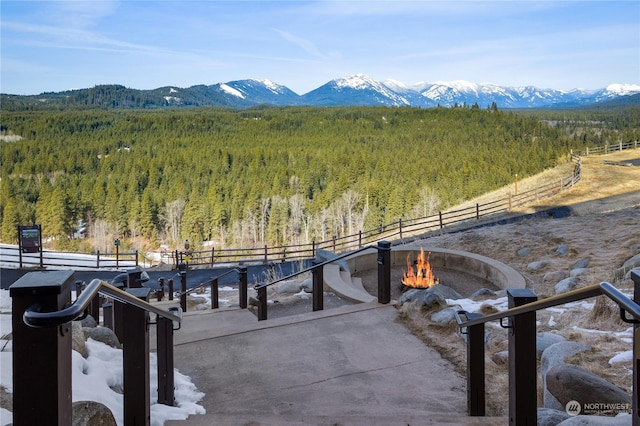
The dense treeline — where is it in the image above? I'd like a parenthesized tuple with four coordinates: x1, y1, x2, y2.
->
(1, 105, 622, 253)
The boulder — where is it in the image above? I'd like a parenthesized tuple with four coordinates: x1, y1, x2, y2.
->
(537, 407, 570, 426)
(187, 295, 208, 310)
(275, 280, 302, 294)
(86, 326, 121, 349)
(300, 278, 313, 293)
(544, 271, 567, 283)
(80, 315, 98, 328)
(555, 277, 580, 294)
(72, 321, 88, 358)
(398, 284, 463, 308)
(536, 332, 566, 358)
(491, 350, 509, 366)
(517, 247, 532, 257)
(541, 341, 590, 410)
(72, 401, 117, 426)
(557, 415, 632, 425)
(572, 258, 591, 270)
(469, 288, 495, 298)
(430, 307, 458, 324)
(528, 260, 549, 270)
(555, 245, 568, 255)
(546, 364, 630, 408)
(570, 268, 588, 277)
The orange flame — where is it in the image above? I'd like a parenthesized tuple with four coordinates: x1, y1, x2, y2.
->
(402, 248, 439, 288)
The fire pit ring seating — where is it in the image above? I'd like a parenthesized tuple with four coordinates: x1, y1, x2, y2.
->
(341, 244, 526, 297)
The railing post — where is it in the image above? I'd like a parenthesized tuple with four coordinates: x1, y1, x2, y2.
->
(399, 219, 403, 240)
(464, 313, 485, 416)
(476, 203, 480, 219)
(632, 270, 640, 426)
(122, 287, 152, 426)
(10, 270, 75, 425)
(180, 269, 187, 312)
(264, 245, 268, 264)
(168, 278, 174, 301)
(157, 307, 179, 407)
(377, 241, 391, 304)
(238, 266, 248, 309)
(88, 291, 100, 322)
(358, 231, 362, 248)
(507, 288, 538, 426)
(211, 246, 215, 266)
(97, 250, 100, 269)
(438, 212, 444, 229)
(211, 278, 219, 309)
(103, 301, 114, 330)
(257, 285, 267, 321)
(312, 259, 324, 311)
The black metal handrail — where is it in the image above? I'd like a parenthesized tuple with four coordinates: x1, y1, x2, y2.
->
(178, 268, 238, 298)
(455, 282, 638, 330)
(253, 244, 376, 290)
(23, 278, 182, 328)
(454, 271, 640, 424)
(455, 283, 602, 329)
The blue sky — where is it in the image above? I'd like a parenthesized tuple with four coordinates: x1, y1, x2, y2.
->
(1, 1, 638, 95)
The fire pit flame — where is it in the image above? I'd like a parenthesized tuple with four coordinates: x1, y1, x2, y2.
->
(402, 248, 439, 289)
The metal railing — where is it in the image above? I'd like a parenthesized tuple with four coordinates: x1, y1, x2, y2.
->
(251, 242, 391, 321)
(10, 270, 182, 426)
(454, 270, 640, 425)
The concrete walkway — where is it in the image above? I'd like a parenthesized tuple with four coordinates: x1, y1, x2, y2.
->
(163, 302, 504, 425)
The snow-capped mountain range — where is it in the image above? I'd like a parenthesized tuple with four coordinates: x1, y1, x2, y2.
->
(176, 74, 640, 108)
(6, 74, 640, 109)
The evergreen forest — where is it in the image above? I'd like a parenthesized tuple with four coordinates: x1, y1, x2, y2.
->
(1, 105, 638, 253)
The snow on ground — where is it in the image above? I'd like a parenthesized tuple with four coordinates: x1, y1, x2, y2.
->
(0, 288, 206, 426)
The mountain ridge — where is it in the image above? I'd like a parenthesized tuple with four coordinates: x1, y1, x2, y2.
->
(2, 74, 639, 109)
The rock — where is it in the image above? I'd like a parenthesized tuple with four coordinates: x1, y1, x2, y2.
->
(622, 253, 640, 270)
(275, 280, 302, 294)
(517, 247, 532, 257)
(557, 414, 632, 425)
(187, 295, 207, 309)
(536, 332, 566, 358)
(469, 288, 495, 298)
(86, 326, 121, 349)
(528, 260, 549, 270)
(541, 341, 590, 410)
(399, 284, 463, 308)
(72, 321, 88, 358)
(556, 245, 568, 255)
(570, 268, 588, 277)
(315, 249, 350, 272)
(572, 258, 591, 269)
(80, 315, 98, 328)
(537, 407, 570, 426)
(555, 277, 580, 294)
(544, 271, 567, 282)
(72, 400, 117, 426)
(300, 278, 313, 293)
(491, 350, 509, 366)
(546, 364, 630, 408)
(430, 307, 458, 324)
